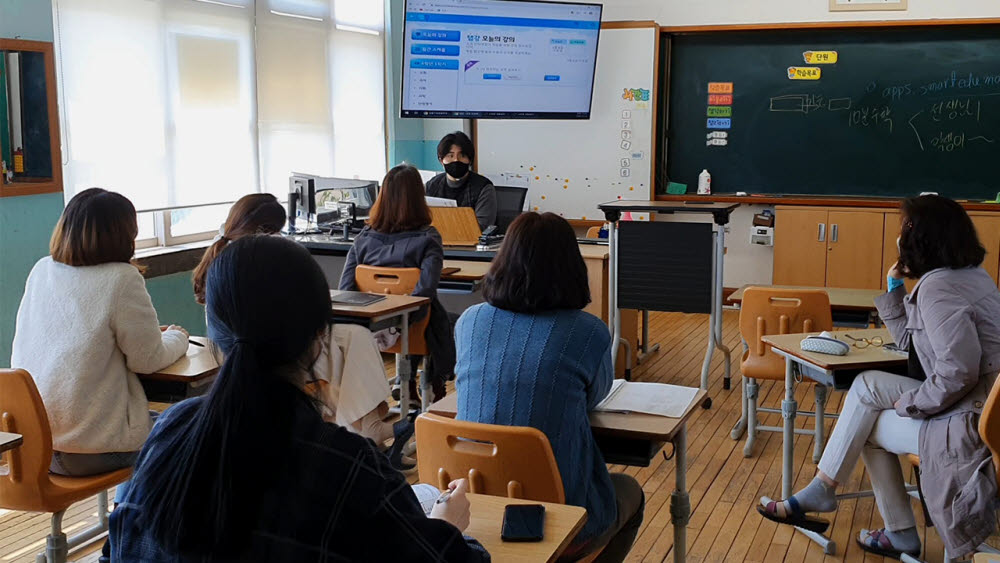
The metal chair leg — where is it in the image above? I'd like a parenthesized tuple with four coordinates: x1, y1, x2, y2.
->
(744, 378, 759, 457)
(731, 377, 748, 440)
(45, 510, 68, 563)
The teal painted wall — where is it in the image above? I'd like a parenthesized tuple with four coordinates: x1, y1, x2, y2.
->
(146, 273, 207, 336)
(0, 0, 54, 41)
(0, 0, 59, 367)
(385, 0, 428, 169)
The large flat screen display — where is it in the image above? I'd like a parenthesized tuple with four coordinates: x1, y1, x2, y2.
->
(401, 0, 602, 119)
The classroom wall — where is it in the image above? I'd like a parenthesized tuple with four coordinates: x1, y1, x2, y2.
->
(601, 0, 1000, 287)
(600, 0, 1000, 25)
(0, 0, 62, 367)
(0, 0, 208, 367)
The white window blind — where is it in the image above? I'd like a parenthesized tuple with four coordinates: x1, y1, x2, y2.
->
(56, 0, 386, 214)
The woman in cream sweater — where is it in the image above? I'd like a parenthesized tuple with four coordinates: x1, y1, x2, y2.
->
(11, 188, 189, 476)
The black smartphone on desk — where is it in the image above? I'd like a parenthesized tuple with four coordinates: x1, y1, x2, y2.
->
(501, 504, 545, 542)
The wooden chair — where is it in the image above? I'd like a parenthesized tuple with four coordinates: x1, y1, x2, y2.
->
(733, 287, 833, 459)
(415, 413, 602, 562)
(901, 375, 1000, 563)
(0, 369, 132, 563)
(354, 265, 429, 355)
(585, 226, 602, 238)
(354, 265, 431, 409)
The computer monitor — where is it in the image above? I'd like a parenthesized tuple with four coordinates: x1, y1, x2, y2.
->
(493, 185, 528, 234)
(286, 176, 317, 233)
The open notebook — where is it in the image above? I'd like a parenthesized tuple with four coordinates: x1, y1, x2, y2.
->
(594, 380, 700, 418)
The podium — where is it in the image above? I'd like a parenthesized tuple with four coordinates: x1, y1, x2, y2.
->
(430, 207, 481, 247)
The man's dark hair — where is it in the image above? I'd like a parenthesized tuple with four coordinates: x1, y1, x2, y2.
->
(436, 131, 475, 162)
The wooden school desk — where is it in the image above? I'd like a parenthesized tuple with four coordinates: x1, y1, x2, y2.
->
(762, 328, 905, 555)
(329, 291, 430, 411)
(299, 235, 639, 379)
(430, 389, 707, 563)
(467, 494, 586, 563)
(729, 285, 884, 327)
(0, 432, 23, 453)
(139, 337, 219, 401)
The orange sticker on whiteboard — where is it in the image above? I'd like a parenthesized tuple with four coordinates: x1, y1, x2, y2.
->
(708, 94, 733, 105)
(708, 82, 734, 94)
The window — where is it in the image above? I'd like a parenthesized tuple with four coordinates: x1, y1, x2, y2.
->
(54, 0, 387, 247)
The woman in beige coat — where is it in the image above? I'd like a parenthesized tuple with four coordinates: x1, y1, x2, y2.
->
(759, 195, 1000, 558)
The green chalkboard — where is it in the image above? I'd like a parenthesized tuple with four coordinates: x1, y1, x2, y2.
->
(662, 26, 1000, 200)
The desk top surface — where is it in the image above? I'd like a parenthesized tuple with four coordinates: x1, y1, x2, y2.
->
(296, 235, 608, 262)
(763, 328, 906, 371)
(141, 336, 219, 382)
(598, 200, 740, 214)
(329, 291, 429, 318)
(0, 432, 23, 453)
(467, 494, 586, 563)
(730, 285, 882, 311)
(429, 388, 706, 442)
(443, 260, 492, 282)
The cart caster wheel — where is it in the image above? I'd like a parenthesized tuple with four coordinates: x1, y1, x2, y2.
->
(701, 396, 712, 409)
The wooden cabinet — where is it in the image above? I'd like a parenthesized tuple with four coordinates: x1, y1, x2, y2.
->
(970, 214, 1000, 284)
(773, 208, 827, 287)
(773, 207, 884, 289)
(826, 211, 884, 289)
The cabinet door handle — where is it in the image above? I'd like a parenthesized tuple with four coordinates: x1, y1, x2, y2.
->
(818, 223, 826, 242)
(831, 224, 839, 243)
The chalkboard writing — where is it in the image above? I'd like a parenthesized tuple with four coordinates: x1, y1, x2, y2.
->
(662, 26, 1000, 199)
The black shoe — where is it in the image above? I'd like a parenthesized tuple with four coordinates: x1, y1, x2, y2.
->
(386, 411, 418, 471)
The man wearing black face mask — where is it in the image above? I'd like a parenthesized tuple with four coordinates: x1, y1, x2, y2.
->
(425, 131, 497, 231)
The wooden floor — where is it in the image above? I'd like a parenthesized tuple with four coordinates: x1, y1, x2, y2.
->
(1, 310, 994, 562)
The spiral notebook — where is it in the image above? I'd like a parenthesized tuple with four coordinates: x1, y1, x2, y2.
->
(594, 380, 700, 418)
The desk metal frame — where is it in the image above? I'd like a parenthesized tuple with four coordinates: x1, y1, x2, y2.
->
(599, 202, 737, 399)
(769, 347, 915, 555)
(331, 304, 426, 411)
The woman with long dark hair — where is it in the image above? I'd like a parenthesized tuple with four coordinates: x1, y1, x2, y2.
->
(760, 195, 1000, 559)
(193, 193, 396, 446)
(110, 235, 487, 561)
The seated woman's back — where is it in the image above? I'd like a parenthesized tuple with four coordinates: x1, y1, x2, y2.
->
(455, 304, 614, 536)
(11, 188, 187, 457)
(110, 236, 487, 562)
(454, 212, 626, 550)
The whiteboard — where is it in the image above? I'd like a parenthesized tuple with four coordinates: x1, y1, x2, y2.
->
(477, 25, 658, 222)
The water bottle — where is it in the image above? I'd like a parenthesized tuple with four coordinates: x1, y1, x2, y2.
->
(697, 169, 712, 195)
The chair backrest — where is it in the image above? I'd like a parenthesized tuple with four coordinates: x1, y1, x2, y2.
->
(493, 186, 527, 234)
(415, 413, 565, 504)
(354, 265, 428, 354)
(354, 265, 422, 296)
(978, 373, 1000, 491)
(739, 287, 833, 380)
(0, 369, 55, 511)
(585, 226, 601, 239)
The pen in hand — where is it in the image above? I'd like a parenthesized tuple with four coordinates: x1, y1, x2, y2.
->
(189, 340, 204, 348)
(435, 490, 453, 505)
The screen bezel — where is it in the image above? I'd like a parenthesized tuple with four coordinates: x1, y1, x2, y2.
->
(400, 0, 603, 120)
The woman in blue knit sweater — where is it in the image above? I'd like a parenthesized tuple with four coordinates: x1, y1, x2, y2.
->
(454, 212, 644, 562)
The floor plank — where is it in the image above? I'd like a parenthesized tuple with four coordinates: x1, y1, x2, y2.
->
(3, 310, 989, 562)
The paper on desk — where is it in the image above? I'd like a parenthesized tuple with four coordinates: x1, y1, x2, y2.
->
(594, 380, 700, 418)
(426, 196, 457, 207)
(412, 483, 442, 515)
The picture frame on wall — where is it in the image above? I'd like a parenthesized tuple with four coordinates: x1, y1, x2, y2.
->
(829, 0, 907, 11)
